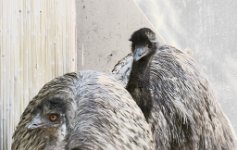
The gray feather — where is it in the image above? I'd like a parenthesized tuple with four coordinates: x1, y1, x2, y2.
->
(113, 41, 237, 149)
(112, 53, 133, 87)
(12, 71, 154, 150)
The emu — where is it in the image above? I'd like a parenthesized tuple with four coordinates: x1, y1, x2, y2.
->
(12, 71, 154, 150)
(113, 28, 237, 150)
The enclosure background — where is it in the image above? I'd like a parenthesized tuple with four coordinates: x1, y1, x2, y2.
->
(0, 0, 237, 150)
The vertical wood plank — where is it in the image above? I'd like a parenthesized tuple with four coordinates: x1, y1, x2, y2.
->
(0, 0, 76, 149)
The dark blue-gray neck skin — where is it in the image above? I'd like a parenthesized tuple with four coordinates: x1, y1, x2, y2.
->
(126, 28, 158, 119)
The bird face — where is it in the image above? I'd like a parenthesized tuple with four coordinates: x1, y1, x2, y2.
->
(27, 98, 67, 129)
(133, 45, 152, 61)
(130, 28, 157, 61)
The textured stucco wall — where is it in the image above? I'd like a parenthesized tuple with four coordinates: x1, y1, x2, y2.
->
(75, 0, 164, 72)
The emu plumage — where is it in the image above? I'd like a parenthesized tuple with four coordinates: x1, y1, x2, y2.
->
(113, 28, 237, 150)
(12, 71, 154, 150)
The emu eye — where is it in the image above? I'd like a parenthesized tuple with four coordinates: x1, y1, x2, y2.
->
(48, 113, 60, 122)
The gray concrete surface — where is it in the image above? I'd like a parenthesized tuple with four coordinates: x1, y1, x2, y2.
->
(75, 0, 164, 72)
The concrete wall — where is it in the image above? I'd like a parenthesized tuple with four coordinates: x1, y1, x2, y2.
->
(75, 0, 164, 72)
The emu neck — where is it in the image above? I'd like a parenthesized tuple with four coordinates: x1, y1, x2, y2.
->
(126, 55, 153, 120)
(128, 57, 151, 86)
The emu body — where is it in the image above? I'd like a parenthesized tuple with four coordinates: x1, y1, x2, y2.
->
(113, 28, 237, 150)
(12, 71, 154, 150)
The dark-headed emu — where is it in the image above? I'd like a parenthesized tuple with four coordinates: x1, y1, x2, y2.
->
(12, 71, 154, 150)
(112, 28, 237, 150)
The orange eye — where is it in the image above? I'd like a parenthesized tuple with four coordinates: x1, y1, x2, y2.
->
(48, 114, 59, 122)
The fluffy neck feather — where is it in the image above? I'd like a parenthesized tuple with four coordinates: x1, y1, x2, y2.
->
(126, 53, 154, 119)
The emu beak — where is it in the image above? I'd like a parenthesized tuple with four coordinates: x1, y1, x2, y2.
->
(27, 114, 45, 129)
(133, 46, 150, 61)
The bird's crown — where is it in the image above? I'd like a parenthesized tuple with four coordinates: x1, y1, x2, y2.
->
(129, 28, 156, 45)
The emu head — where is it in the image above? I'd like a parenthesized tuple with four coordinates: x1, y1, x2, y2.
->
(27, 98, 68, 130)
(25, 97, 74, 150)
(129, 28, 157, 61)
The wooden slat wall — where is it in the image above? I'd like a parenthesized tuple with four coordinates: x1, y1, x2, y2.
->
(0, 0, 76, 149)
